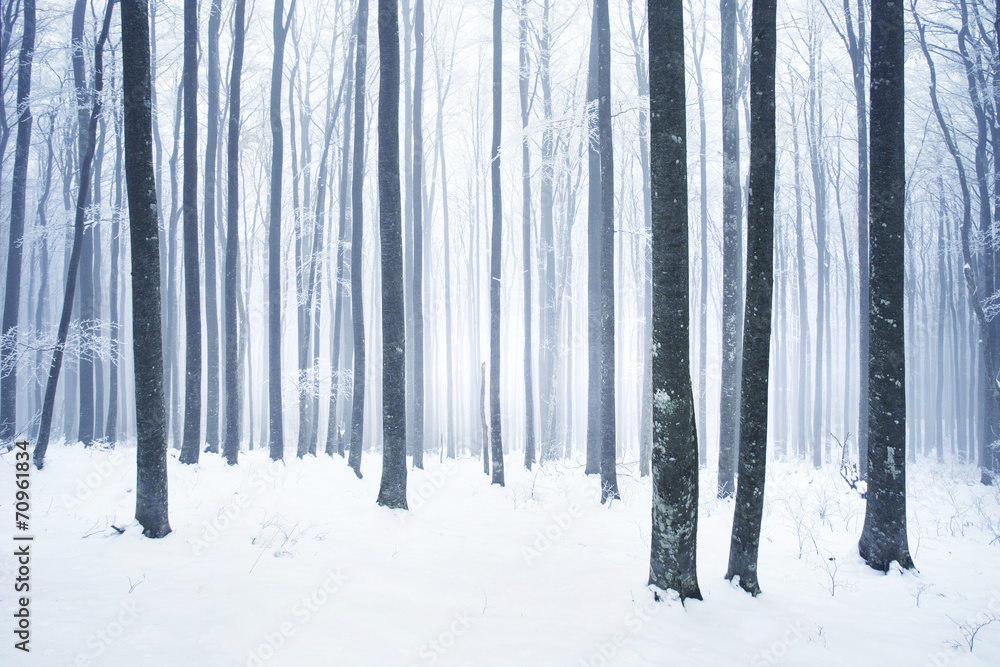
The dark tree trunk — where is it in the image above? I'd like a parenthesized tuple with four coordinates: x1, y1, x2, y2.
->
(596, 0, 619, 503)
(585, 9, 601, 476)
(718, 0, 741, 496)
(122, 0, 171, 538)
(179, 0, 202, 464)
(859, 0, 914, 572)
(92, 119, 106, 444)
(348, 0, 368, 478)
(204, 0, 223, 453)
(726, 0, 776, 596)
(223, 0, 246, 466)
(376, 0, 408, 509)
(268, 0, 294, 462)
(411, 0, 425, 469)
(34, 2, 114, 469)
(0, 0, 34, 443)
(490, 0, 505, 487)
(647, 0, 701, 602)
(519, 0, 536, 470)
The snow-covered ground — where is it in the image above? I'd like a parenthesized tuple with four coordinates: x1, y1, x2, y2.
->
(1, 442, 998, 666)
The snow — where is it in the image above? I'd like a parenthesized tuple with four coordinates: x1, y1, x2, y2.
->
(2, 443, 1000, 666)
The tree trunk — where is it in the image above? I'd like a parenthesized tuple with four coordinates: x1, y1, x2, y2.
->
(178, 0, 202, 464)
(647, 0, 701, 602)
(376, 0, 408, 509)
(490, 0, 505, 487)
(0, 0, 34, 443)
(268, 0, 294, 462)
(223, 0, 246, 466)
(105, 107, 123, 443)
(348, 0, 368, 478)
(411, 0, 425, 469)
(519, 0, 536, 470)
(203, 0, 223, 453)
(726, 0, 776, 595)
(859, 0, 914, 571)
(596, 0, 619, 503)
(122, 0, 171, 538)
(585, 9, 601, 476)
(719, 0, 742, 494)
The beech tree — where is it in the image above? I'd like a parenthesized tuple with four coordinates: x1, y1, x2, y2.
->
(489, 0, 505, 487)
(858, 0, 914, 573)
(0, 0, 34, 444)
(726, 0, 777, 596)
(647, 0, 701, 603)
(377, 0, 408, 509)
(122, 0, 171, 538)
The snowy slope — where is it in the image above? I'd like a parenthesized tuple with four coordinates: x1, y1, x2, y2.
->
(1, 443, 998, 666)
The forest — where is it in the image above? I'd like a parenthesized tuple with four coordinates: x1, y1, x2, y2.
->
(0, 0, 999, 664)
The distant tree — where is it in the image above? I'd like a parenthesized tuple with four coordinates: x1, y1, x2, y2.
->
(223, 0, 247, 466)
(348, 0, 368, 478)
(585, 8, 601, 477)
(858, 0, 914, 572)
(203, 0, 223, 453)
(122, 0, 171, 538)
(518, 0, 536, 470)
(179, 0, 202, 464)
(596, 0, 619, 503)
(268, 0, 295, 462)
(377, 0, 408, 509)
(726, 0, 777, 596)
(0, 0, 35, 444)
(490, 0, 505, 487)
(647, 0, 701, 602)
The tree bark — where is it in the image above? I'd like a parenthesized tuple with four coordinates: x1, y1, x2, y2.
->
(0, 0, 34, 443)
(179, 0, 202, 464)
(859, 0, 914, 572)
(647, 0, 701, 602)
(348, 0, 368, 478)
(490, 0, 505, 487)
(376, 0, 408, 509)
(122, 0, 171, 538)
(726, 0, 776, 595)
(519, 0, 536, 470)
(268, 0, 295, 462)
(203, 0, 223, 453)
(224, 0, 247, 466)
(411, 0, 425, 469)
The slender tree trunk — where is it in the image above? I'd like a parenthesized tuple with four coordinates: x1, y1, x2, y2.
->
(105, 108, 123, 443)
(519, 0, 536, 470)
(585, 9, 601, 476)
(178, 0, 203, 464)
(0, 0, 34, 443)
(647, 0, 701, 602)
(596, 0, 619, 502)
(376, 0, 408, 509)
(726, 0, 776, 595)
(223, 0, 246, 465)
(859, 0, 914, 571)
(348, 0, 368, 478)
(204, 0, 223, 453)
(719, 0, 743, 492)
(268, 0, 295, 462)
(490, 0, 505, 486)
(411, 0, 425, 469)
